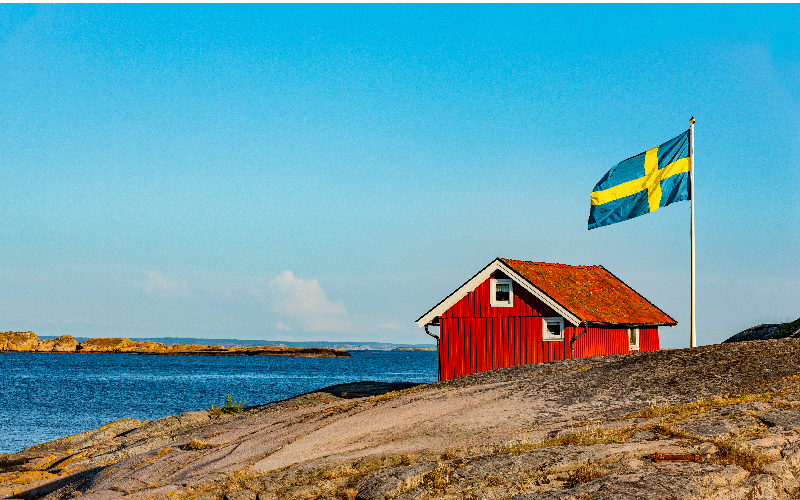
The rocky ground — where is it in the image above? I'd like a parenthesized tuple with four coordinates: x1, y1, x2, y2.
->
(5, 339, 800, 500)
(0, 332, 350, 357)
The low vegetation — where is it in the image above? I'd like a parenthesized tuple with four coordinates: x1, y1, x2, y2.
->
(181, 439, 215, 451)
(211, 394, 245, 415)
(502, 425, 634, 454)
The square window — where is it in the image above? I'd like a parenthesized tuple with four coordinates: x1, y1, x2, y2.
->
(629, 328, 639, 350)
(542, 317, 564, 341)
(490, 279, 513, 307)
(496, 283, 510, 302)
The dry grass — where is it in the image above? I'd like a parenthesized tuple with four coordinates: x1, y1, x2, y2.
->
(422, 464, 454, 491)
(223, 468, 259, 494)
(336, 487, 358, 500)
(181, 439, 215, 451)
(564, 464, 609, 488)
(442, 449, 460, 460)
(502, 426, 634, 454)
(628, 393, 769, 422)
(318, 463, 358, 480)
(714, 440, 766, 473)
(484, 475, 504, 486)
(385, 474, 424, 499)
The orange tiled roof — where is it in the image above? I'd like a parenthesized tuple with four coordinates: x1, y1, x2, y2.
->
(501, 258, 676, 326)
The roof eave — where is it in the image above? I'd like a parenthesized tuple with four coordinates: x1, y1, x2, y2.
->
(584, 320, 678, 328)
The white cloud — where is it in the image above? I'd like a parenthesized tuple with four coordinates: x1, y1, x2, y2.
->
(263, 271, 350, 332)
(380, 322, 403, 330)
(133, 271, 193, 299)
(275, 321, 293, 331)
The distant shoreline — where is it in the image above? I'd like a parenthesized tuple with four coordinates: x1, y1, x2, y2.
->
(0, 331, 351, 357)
(37, 335, 436, 352)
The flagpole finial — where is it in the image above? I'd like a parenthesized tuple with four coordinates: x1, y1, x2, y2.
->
(690, 116, 696, 125)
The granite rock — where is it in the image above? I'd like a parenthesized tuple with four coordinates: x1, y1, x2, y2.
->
(0, 332, 40, 352)
(6, 339, 800, 500)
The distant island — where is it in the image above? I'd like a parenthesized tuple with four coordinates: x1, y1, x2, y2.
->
(0, 331, 351, 357)
(393, 346, 436, 351)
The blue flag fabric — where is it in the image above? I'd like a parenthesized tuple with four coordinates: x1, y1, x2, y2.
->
(588, 130, 691, 230)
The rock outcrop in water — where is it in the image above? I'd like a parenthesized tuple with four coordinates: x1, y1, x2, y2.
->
(0, 331, 41, 352)
(36, 335, 79, 352)
(5, 338, 800, 499)
(0, 332, 350, 357)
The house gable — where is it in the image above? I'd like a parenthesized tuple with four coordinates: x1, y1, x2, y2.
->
(416, 259, 581, 327)
(442, 274, 562, 320)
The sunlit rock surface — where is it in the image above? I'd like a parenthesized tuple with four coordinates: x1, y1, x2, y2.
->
(4, 338, 800, 499)
(0, 332, 350, 357)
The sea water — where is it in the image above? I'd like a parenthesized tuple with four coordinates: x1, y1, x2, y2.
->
(0, 350, 437, 454)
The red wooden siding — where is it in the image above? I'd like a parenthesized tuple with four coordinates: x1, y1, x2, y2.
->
(568, 326, 659, 358)
(437, 277, 660, 381)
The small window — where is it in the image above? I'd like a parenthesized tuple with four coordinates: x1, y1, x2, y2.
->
(542, 317, 564, 341)
(490, 279, 513, 307)
(629, 328, 639, 350)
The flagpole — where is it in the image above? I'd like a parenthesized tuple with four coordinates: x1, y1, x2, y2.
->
(689, 117, 696, 348)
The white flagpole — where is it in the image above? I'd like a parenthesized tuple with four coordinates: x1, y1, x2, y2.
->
(689, 117, 696, 348)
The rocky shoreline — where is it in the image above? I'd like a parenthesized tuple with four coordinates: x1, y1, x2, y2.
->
(0, 332, 351, 357)
(5, 338, 800, 499)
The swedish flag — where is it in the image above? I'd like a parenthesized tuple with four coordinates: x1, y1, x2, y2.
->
(588, 130, 691, 230)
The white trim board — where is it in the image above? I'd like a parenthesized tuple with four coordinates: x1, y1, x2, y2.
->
(416, 258, 581, 328)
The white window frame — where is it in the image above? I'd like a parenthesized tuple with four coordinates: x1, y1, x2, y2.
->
(542, 317, 564, 341)
(629, 327, 639, 351)
(490, 279, 514, 307)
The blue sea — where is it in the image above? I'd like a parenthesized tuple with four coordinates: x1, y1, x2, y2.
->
(0, 350, 437, 454)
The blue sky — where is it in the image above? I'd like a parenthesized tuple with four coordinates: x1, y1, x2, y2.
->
(1, 4, 798, 347)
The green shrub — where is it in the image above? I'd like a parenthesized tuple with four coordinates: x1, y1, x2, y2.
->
(211, 394, 245, 415)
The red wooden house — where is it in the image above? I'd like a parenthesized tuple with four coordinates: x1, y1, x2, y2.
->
(416, 258, 677, 381)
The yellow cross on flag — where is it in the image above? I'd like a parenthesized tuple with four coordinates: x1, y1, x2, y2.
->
(589, 130, 691, 230)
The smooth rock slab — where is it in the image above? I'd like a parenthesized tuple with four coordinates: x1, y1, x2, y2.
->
(760, 411, 800, 431)
(120, 411, 210, 442)
(761, 460, 799, 493)
(223, 490, 257, 500)
(510, 464, 774, 500)
(718, 402, 776, 416)
(677, 418, 742, 440)
(356, 463, 435, 500)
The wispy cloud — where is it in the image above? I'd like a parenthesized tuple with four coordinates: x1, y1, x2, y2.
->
(133, 271, 194, 300)
(130, 269, 356, 334)
(262, 271, 350, 332)
(380, 322, 403, 330)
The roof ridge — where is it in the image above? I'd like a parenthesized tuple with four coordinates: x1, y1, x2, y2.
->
(501, 258, 601, 269)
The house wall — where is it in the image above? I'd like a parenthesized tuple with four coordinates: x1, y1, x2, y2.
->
(438, 276, 659, 380)
(571, 326, 659, 358)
